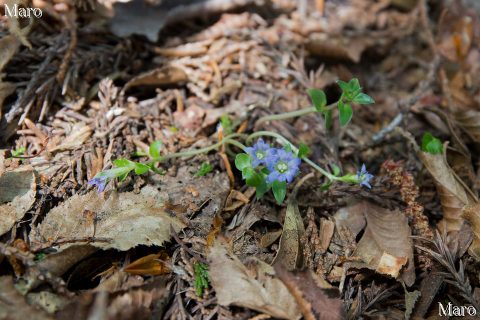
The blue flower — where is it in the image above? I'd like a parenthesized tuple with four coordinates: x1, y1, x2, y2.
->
(265, 149, 301, 184)
(245, 139, 272, 168)
(88, 175, 108, 193)
(357, 164, 374, 188)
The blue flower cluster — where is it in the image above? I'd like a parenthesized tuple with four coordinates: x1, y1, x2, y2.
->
(245, 139, 301, 184)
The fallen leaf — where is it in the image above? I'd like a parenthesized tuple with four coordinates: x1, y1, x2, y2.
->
(334, 201, 415, 286)
(274, 263, 344, 320)
(0, 276, 52, 320)
(0, 167, 36, 236)
(30, 186, 186, 251)
(419, 149, 476, 233)
(208, 239, 301, 319)
(455, 110, 480, 143)
(122, 66, 188, 93)
(306, 35, 373, 63)
(272, 182, 306, 270)
(123, 252, 171, 276)
(462, 203, 480, 260)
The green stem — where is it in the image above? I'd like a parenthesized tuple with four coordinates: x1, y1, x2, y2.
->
(160, 134, 247, 161)
(256, 102, 337, 124)
(246, 131, 338, 181)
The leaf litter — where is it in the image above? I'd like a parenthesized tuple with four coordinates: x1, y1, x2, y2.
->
(1, 0, 480, 319)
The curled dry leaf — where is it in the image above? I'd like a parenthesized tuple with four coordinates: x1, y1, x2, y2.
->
(455, 110, 480, 143)
(208, 239, 301, 320)
(123, 252, 171, 276)
(274, 263, 344, 320)
(272, 174, 313, 270)
(30, 186, 186, 251)
(334, 201, 415, 286)
(418, 149, 476, 233)
(122, 66, 188, 93)
(0, 167, 36, 236)
(462, 203, 480, 260)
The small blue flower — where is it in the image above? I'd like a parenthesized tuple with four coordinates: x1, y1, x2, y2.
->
(265, 149, 301, 184)
(245, 139, 272, 168)
(357, 164, 374, 188)
(88, 175, 108, 193)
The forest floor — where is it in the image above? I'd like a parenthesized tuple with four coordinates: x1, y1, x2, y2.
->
(1, 0, 480, 319)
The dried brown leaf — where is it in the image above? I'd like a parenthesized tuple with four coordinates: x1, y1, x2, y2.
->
(0, 167, 36, 236)
(124, 252, 171, 276)
(419, 150, 476, 233)
(208, 239, 301, 319)
(274, 264, 344, 320)
(30, 186, 186, 251)
(272, 185, 305, 270)
(122, 66, 188, 92)
(462, 203, 480, 261)
(455, 110, 480, 143)
(334, 201, 415, 285)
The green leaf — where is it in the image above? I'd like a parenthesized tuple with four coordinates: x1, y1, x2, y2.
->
(255, 179, 269, 199)
(272, 180, 287, 204)
(113, 159, 134, 168)
(220, 115, 233, 135)
(307, 88, 327, 112)
(11, 147, 26, 157)
(353, 92, 375, 105)
(34, 253, 46, 261)
(297, 143, 310, 159)
(132, 151, 148, 158)
(320, 181, 332, 191)
(338, 100, 353, 126)
(331, 164, 341, 176)
(149, 140, 163, 159)
(283, 143, 292, 153)
(235, 153, 251, 171)
(242, 167, 255, 180)
(348, 78, 361, 93)
(134, 163, 150, 175)
(421, 132, 443, 154)
(195, 162, 213, 177)
(324, 109, 333, 129)
(337, 80, 350, 93)
(246, 172, 264, 187)
(118, 172, 129, 182)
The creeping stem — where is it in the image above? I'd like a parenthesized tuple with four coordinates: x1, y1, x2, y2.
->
(256, 102, 337, 124)
(160, 133, 248, 160)
(246, 131, 338, 181)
